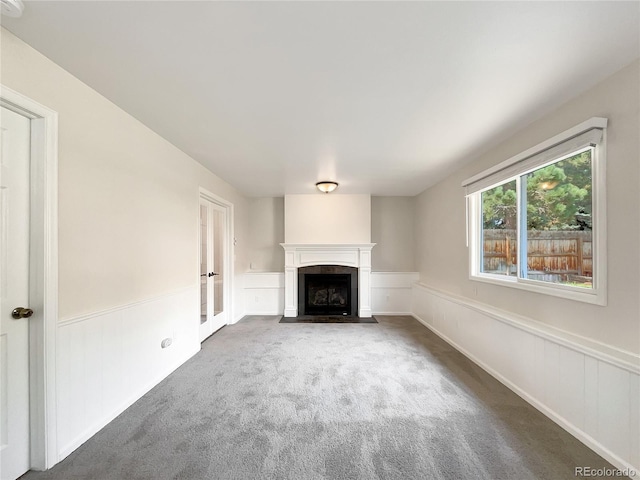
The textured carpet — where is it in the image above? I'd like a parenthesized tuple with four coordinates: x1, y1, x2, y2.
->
(279, 315, 378, 323)
(22, 315, 624, 480)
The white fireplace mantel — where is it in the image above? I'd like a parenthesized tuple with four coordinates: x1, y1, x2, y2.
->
(280, 243, 376, 318)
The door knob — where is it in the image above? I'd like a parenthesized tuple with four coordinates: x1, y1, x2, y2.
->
(208, 272, 219, 277)
(12, 307, 33, 319)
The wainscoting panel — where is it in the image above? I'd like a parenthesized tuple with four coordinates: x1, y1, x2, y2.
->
(242, 272, 419, 316)
(411, 282, 640, 473)
(56, 287, 201, 460)
(243, 273, 285, 315)
(371, 272, 419, 315)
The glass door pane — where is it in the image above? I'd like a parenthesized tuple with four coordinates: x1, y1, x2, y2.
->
(212, 207, 224, 316)
(200, 204, 208, 324)
(200, 197, 229, 342)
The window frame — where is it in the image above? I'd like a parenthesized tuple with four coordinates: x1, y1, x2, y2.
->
(465, 118, 607, 306)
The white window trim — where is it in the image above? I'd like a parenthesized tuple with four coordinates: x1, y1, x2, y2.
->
(464, 117, 607, 306)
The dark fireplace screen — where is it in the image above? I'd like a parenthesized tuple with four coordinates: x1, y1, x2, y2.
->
(305, 274, 351, 315)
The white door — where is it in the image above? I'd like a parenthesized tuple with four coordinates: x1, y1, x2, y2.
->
(199, 198, 228, 341)
(0, 107, 32, 479)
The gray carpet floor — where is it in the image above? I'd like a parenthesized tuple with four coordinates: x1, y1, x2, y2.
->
(22, 315, 624, 480)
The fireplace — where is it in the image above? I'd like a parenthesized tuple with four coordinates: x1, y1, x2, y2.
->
(298, 265, 358, 316)
(280, 243, 375, 317)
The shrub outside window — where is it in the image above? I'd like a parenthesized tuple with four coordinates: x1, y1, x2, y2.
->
(464, 118, 606, 305)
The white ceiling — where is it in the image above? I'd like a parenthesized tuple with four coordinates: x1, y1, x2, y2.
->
(3, 1, 639, 196)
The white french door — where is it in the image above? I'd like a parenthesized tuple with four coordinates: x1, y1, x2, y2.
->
(199, 197, 229, 341)
(0, 107, 32, 480)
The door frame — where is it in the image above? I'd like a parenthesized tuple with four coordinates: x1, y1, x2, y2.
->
(1, 85, 59, 470)
(198, 187, 234, 329)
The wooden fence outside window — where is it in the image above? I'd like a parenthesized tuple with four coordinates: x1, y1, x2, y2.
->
(482, 230, 593, 284)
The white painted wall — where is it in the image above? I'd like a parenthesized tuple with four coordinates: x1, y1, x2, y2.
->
(1, 29, 250, 321)
(284, 194, 371, 244)
(250, 195, 413, 271)
(1, 27, 250, 463)
(248, 197, 284, 272)
(415, 60, 640, 354)
(371, 196, 415, 271)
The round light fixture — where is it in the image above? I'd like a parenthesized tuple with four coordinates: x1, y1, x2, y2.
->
(0, 0, 24, 17)
(316, 181, 338, 193)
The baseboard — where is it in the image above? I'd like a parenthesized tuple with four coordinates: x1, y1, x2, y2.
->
(244, 310, 282, 316)
(411, 283, 639, 473)
(372, 311, 412, 316)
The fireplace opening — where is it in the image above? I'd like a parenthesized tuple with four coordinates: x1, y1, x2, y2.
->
(298, 265, 358, 316)
(305, 274, 350, 315)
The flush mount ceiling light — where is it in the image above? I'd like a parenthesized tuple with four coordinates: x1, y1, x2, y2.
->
(0, 0, 24, 17)
(315, 181, 338, 193)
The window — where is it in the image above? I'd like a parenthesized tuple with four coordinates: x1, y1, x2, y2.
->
(464, 118, 607, 305)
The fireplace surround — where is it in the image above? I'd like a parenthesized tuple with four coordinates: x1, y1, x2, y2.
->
(280, 243, 375, 317)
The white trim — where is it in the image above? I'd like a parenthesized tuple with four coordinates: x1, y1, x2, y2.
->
(466, 118, 607, 306)
(470, 273, 605, 305)
(58, 287, 195, 328)
(462, 117, 608, 188)
(590, 127, 607, 304)
(413, 282, 638, 374)
(198, 188, 235, 325)
(0, 85, 59, 470)
(280, 243, 377, 250)
(243, 272, 284, 289)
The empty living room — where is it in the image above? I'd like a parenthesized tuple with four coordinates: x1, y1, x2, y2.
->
(0, 1, 638, 479)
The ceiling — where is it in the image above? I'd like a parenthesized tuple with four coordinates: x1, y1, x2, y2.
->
(2, 1, 639, 197)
